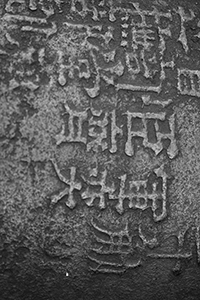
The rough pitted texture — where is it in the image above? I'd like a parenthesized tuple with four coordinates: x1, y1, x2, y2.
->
(1, 0, 200, 299)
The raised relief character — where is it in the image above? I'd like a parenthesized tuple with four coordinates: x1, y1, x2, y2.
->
(88, 218, 141, 274)
(5, 0, 26, 13)
(115, 164, 169, 222)
(5, 0, 57, 38)
(56, 104, 87, 146)
(178, 68, 200, 97)
(117, 3, 173, 93)
(125, 111, 178, 159)
(81, 164, 115, 209)
(177, 7, 195, 53)
(109, 110, 123, 154)
(87, 108, 109, 152)
(50, 160, 82, 209)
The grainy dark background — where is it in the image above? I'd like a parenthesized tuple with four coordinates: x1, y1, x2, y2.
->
(1, 0, 200, 299)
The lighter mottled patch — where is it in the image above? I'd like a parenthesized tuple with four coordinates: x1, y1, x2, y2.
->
(169, 102, 200, 232)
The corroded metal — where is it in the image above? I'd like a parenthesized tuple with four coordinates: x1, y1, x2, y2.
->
(1, 0, 200, 299)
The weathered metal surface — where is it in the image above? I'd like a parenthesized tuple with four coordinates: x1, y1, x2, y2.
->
(1, 0, 200, 299)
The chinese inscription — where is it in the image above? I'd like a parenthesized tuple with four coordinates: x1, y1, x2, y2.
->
(3, 0, 200, 276)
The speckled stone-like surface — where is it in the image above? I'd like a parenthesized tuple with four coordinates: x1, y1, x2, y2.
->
(1, 0, 200, 299)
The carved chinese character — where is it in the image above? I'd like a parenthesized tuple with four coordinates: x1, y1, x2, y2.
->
(115, 164, 169, 222)
(116, 3, 173, 93)
(177, 7, 195, 53)
(81, 165, 115, 209)
(88, 218, 141, 273)
(87, 108, 109, 152)
(148, 227, 195, 273)
(85, 48, 124, 98)
(5, 0, 26, 13)
(109, 110, 123, 154)
(56, 104, 88, 146)
(51, 160, 82, 209)
(125, 111, 178, 159)
(178, 68, 200, 97)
